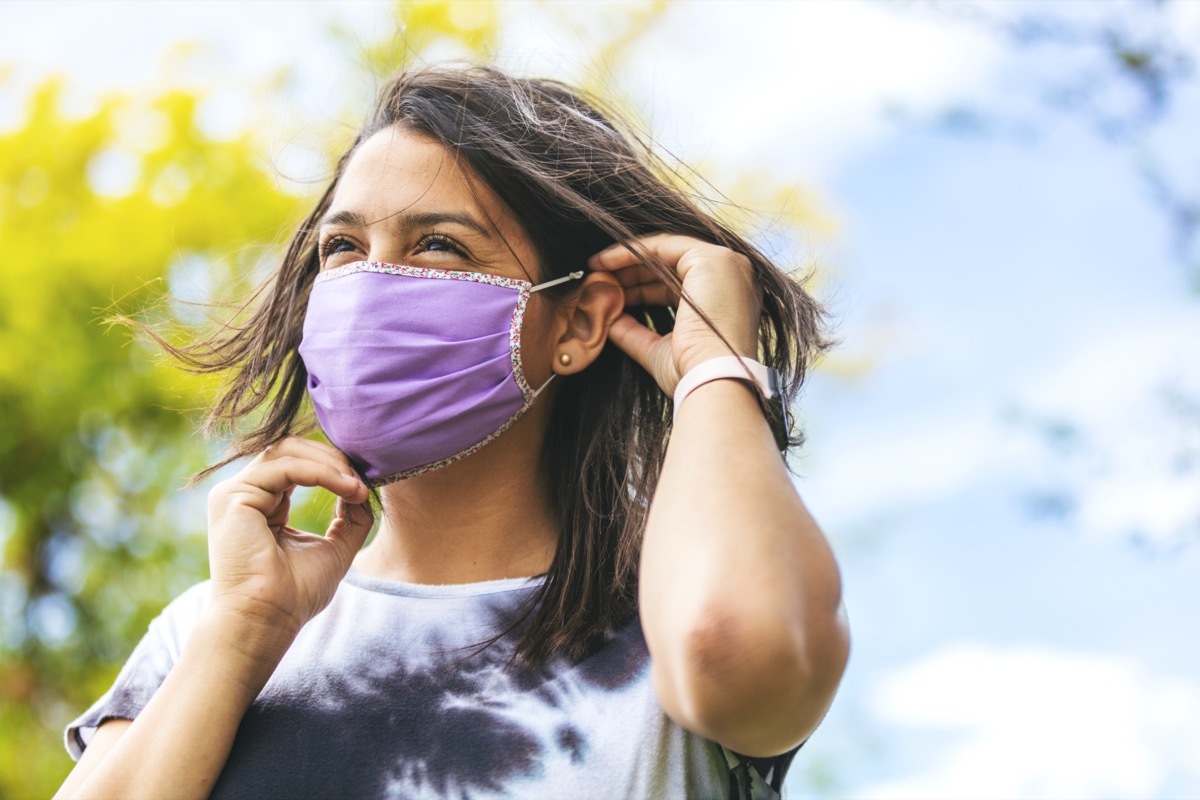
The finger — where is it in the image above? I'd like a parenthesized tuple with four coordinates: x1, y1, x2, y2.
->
(595, 263, 664, 288)
(608, 313, 665, 376)
(325, 498, 374, 560)
(266, 493, 292, 532)
(265, 485, 295, 529)
(622, 283, 680, 308)
(255, 436, 361, 479)
(256, 437, 359, 478)
(231, 457, 367, 515)
(589, 234, 706, 274)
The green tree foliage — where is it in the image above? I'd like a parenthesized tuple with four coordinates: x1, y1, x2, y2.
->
(0, 5, 514, 793)
(0, 80, 302, 796)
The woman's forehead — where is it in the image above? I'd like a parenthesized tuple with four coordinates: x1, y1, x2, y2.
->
(333, 128, 503, 226)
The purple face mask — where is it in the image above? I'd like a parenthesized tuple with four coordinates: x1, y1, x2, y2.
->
(299, 261, 583, 486)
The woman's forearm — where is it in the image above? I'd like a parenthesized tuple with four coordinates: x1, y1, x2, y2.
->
(639, 378, 849, 756)
(57, 610, 295, 800)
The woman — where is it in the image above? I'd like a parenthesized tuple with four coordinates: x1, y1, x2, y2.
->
(57, 66, 848, 799)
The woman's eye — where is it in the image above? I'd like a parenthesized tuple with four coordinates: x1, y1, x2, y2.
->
(418, 234, 464, 257)
(322, 237, 356, 257)
(319, 236, 362, 267)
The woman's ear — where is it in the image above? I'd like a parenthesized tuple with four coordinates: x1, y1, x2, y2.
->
(553, 272, 625, 374)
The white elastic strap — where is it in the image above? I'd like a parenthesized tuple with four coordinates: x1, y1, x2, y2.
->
(531, 373, 555, 399)
(530, 270, 585, 293)
(525, 271, 581, 402)
(672, 356, 772, 423)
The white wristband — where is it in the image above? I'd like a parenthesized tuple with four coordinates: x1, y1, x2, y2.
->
(672, 356, 774, 422)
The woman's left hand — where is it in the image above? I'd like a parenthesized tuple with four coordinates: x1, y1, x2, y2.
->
(596, 237, 847, 757)
(588, 234, 763, 394)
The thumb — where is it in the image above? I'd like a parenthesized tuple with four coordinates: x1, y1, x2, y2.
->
(326, 497, 374, 558)
(609, 313, 679, 394)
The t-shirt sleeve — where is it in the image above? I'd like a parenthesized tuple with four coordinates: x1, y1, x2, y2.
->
(63, 581, 211, 760)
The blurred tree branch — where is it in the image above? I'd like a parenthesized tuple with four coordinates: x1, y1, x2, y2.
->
(887, 0, 1200, 546)
(896, 0, 1200, 286)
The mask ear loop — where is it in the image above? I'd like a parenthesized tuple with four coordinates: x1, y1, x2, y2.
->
(529, 270, 584, 293)
(532, 374, 556, 398)
(526, 270, 585, 397)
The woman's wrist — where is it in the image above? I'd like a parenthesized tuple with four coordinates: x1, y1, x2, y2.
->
(192, 607, 298, 701)
(672, 355, 790, 451)
(673, 356, 765, 414)
(675, 345, 757, 380)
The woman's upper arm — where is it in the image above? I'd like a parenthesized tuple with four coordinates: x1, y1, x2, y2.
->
(54, 718, 133, 800)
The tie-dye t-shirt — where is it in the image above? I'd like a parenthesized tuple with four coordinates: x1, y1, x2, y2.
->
(65, 569, 800, 799)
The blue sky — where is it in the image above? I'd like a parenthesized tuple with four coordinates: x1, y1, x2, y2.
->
(5, 1, 1199, 796)
(785, 6, 1200, 795)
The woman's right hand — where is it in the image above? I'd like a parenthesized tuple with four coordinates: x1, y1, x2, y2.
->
(204, 436, 373, 648)
(54, 437, 372, 800)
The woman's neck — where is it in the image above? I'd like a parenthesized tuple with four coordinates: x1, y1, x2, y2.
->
(350, 412, 559, 585)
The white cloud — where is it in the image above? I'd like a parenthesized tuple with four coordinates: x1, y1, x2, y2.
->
(0, 1, 386, 132)
(496, 1, 1004, 182)
(1077, 477, 1199, 544)
(4, 1, 1004, 186)
(1017, 309, 1200, 430)
(1016, 308, 1200, 544)
(638, 1, 1003, 180)
(799, 404, 1027, 527)
(801, 307, 1200, 539)
(862, 643, 1200, 799)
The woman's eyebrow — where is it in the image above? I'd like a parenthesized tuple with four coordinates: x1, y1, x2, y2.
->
(318, 209, 492, 238)
(404, 211, 493, 238)
(318, 209, 369, 230)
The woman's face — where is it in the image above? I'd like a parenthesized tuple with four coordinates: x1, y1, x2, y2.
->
(317, 125, 560, 384)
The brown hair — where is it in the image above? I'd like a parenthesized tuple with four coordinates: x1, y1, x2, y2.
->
(168, 65, 830, 665)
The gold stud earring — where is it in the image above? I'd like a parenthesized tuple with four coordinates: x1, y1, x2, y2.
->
(558, 353, 572, 367)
